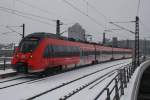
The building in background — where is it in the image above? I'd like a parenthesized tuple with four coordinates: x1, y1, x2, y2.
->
(103, 38, 150, 56)
(0, 43, 15, 57)
(118, 40, 150, 56)
(68, 23, 86, 41)
(112, 37, 118, 47)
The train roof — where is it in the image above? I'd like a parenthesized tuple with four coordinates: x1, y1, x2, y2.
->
(24, 32, 132, 51)
(25, 32, 68, 40)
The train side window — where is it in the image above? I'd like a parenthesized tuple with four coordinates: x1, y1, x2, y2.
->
(62, 46, 67, 57)
(53, 45, 65, 57)
(77, 47, 80, 56)
(53, 45, 58, 57)
(60, 46, 66, 57)
(48, 45, 52, 56)
(43, 45, 52, 58)
(52, 45, 81, 57)
(43, 46, 50, 58)
(74, 46, 80, 56)
(71, 46, 75, 56)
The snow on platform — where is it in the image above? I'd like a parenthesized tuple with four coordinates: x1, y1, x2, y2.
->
(0, 62, 11, 65)
(0, 69, 15, 75)
(0, 61, 14, 75)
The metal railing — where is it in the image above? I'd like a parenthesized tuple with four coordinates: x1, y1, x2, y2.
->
(0, 57, 12, 70)
(94, 62, 137, 100)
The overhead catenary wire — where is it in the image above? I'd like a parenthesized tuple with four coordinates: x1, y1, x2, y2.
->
(15, 0, 106, 34)
(0, 6, 56, 26)
(5, 26, 22, 36)
(15, 0, 75, 23)
(1, 31, 16, 35)
(62, 0, 105, 28)
(109, 22, 135, 34)
(81, 0, 135, 33)
(108, 21, 135, 24)
(136, 0, 141, 16)
(16, 0, 57, 16)
(139, 19, 150, 34)
(0, 6, 55, 22)
(82, 0, 109, 21)
(0, 25, 21, 27)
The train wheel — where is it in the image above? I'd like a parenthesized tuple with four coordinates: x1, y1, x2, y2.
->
(37, 72, 46, 78)
(92, 60, 98, 64)
(92, 61, 95, 64)
(37, 66, 63, 78)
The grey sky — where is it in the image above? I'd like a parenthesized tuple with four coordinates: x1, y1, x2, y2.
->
(0, 0, 150, 44)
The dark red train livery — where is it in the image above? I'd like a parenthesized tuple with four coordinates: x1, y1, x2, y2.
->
(11, 32, 132, 73)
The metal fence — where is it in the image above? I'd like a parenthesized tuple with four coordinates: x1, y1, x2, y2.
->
(0, 57, 12, 70)
(94, 62, 138, 100)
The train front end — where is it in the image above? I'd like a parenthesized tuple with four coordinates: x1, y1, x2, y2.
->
(11, 37, 40, 74)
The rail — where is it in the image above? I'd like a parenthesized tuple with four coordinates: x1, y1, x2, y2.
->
(0, 57, 12, 70)
(94, 62, 137, 100)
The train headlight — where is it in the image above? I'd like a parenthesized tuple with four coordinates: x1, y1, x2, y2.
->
(15, 54, 19, 58)
(29, 55, 33, 58)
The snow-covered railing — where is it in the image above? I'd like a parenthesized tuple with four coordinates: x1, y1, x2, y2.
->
(94, 63, 135, 100)
(0, 57, 12, 70)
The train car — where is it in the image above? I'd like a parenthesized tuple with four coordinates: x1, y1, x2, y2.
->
(11, 32, 132, 74)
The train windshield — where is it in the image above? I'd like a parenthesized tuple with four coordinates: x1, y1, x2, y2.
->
(19, 39, 39, 53)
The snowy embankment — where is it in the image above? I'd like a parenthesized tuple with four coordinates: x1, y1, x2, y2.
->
(121, 60, 150, 100)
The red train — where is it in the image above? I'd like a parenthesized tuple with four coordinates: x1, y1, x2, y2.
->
(11, 32, 132, 74)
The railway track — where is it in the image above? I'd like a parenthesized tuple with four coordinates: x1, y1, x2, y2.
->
(0, 59, 131, 100)
(58, 65, 126, 100)
(0, 59, 126, 80)
(27, 61, 128, 84)
(26, 62, 131, 100)
(0, 76, 28, 83)
(0, 75, 39, 89)
(0, 72, 17, 79)
(0, 63, 99, 89)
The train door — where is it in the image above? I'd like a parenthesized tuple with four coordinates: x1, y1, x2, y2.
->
(80, 49, 84, 65)
(94, 45, 97, 62)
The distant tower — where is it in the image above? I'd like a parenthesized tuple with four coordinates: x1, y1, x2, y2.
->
(68, 23, 86, 41)
(103, 32, 106, 45)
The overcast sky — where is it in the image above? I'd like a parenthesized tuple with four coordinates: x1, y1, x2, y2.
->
(0, 0, 150, 44)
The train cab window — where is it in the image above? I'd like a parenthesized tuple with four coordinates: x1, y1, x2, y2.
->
(19, 40, 39, 53)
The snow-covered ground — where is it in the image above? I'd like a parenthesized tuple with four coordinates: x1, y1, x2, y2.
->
(0, 62, 11, 64)
(0, 59, 131, 100)
(0, 69, 15, 75)
(0, 61, 12, 73)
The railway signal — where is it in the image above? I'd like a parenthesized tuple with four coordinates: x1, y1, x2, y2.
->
(22, 24, 25, 39)
(56, 20, 63, 36)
